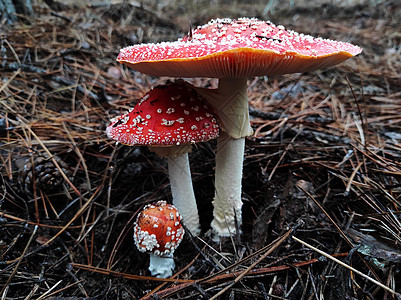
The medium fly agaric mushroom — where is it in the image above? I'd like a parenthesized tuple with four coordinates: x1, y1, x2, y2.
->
(134, 200, 185, 278)
(117, 18, 362, 239)
(106, 80, 219, 236)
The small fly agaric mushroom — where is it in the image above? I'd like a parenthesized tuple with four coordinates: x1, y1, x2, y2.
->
(134, 201, 185, 278)
(106, 80, 219, 235)
(117, 18, 362, 239)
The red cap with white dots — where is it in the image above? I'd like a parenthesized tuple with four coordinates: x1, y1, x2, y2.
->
(106, 80, 219, 146)
(117, 18, 362, 78)
(134, 201, 185, 256)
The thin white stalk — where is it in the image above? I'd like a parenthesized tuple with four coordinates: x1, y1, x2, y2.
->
(168, 154, 201, 236)
(210, 131, 244, 238)
(196, 78, 251, 239)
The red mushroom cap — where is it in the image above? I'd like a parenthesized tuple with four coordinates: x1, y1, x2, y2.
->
(117, 18, 362, 78)
(106, 80, 219, 146)
(134, 201, 185, 256)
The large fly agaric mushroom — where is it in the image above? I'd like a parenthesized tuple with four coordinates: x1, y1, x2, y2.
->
(106, 80, 219, 235)
(117, 18, 362, 239)
(134, 200, 185, 278)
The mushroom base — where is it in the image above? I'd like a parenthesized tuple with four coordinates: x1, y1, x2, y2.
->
(148, 253, 175, 278)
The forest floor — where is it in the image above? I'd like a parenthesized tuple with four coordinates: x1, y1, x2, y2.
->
(1, 0, 401, 299)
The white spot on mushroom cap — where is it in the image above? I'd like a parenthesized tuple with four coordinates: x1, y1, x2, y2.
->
(161, 119, 175, 126)
(134, 229, 160, 252)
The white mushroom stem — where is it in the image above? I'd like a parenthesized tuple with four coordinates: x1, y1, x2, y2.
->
(168, 154, 201, 236)
(197, 78, 252, 138)
(211, 131, 245, 237)
(151, 145, 201, 236)
(148, 253, 175, 278)
(195, 78, 251, 239)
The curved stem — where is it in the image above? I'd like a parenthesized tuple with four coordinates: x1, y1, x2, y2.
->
(168, 154, 201, 236)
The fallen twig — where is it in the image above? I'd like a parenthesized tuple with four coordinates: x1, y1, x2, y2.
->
(293, 236, 400, 297)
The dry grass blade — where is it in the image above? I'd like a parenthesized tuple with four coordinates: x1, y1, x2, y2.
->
(296, 183, 353, 246)
(293, 236, 400, 297)
(36, 280, 62, 300)
(209, 227, 293, 299)
(42, 186, 102, 247)
(296, 182, 386, 285)
(142, 252, 350, 299)
(205, 252, 349, 284)
(0, 211, 91, 229)
(0, 225, 38, 296)
(33, 280, 83, 300)
(70, 263, 192, 283)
